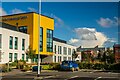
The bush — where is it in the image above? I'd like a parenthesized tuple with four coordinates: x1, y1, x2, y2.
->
(78, 62, 93, 69)
(22, 65, 31, 71)
(16, 60, 26, 69)
(92, 63, 104, 70)
(41, 65, 51, 70)
(109, 63, 120, 70)
(9, 61, 17, 67)
(1, 65, 12, 72)
(50, 63, 61, 70)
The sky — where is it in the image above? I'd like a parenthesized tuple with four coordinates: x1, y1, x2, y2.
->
(1, 2, 119, 48)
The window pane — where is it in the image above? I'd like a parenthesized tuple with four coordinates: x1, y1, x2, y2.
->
(9, 53, 12, 62)
(0, 34, 2, 48)
(47, 29, 53, 52)
(15, 37, 18, 49)
(40, 27, 43, 52)
(14, 53, 17, 61)
(9, 36, 13, 49)
(26, 54, 28, 62)
(22, 54, 24, 60)
(22, 39, 25, 50)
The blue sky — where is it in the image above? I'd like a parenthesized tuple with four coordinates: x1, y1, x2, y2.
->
(1, 2, 119, 48)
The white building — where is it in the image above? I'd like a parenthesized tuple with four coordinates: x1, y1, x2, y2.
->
(0, 22, 29, 64)
(52, 37, 77, 63)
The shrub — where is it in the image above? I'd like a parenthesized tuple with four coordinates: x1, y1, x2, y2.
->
(22, 65, 31, 71)
(109, 63, 120, 70)
(16, 60, 26, 69)
(92, 63, 104, 70)
(9, 61, 17, 67)
(41, 65, 51, 70)
(1, 65, 12, 72)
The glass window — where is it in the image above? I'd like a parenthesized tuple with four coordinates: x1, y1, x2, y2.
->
(54, 56, 56, 62)
(22, 54, 24, 60)
(18, 26, 27, 33)
(40, 27, 43, 52)
(58, 46, 59, 54)
(60, 46, 62, 54)
(68, 57, 71, 60)
(60, 56, 62, 62)
(9, 53, 12, 62)
(54, 45, 56, 54)
(63, 57, 67, 61)
(47, 29, 53, 52)
(26, 54, 28, 62)
(9, 36, 13, 49)
(0, 34, 2, 48)
(63, 47, 67, 55)
(14, 53, 17, 61)
(22, 39, 25, 50)
(15, 37, 18, 49)
(68, 48, 71, 55)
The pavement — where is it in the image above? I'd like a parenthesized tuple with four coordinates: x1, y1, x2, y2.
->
(1, 69, 120, 80)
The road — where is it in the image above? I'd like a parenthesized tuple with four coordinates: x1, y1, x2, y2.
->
(1, 70, 120, 80)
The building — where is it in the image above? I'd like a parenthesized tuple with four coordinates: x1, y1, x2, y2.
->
(77, 46, 105, 61)
(113, 44, 120, 62)
(52, 37, 77, 63)
(0, 22, 29, 64)
(1, 12, 54, 62)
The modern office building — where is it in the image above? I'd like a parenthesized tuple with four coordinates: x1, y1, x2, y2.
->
(0, 22, 29, 64)
(1, 12, 78, 63)
(52, 37, 77, 63)
(1, 12, 54, 62)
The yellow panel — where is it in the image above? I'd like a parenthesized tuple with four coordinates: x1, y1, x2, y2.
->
(2, 12, 54, 55)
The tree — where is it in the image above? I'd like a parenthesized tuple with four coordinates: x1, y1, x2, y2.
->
(72, 51, 78, 60)
(101, 52, 107, 63)
(25, 46, 36, 63)
(97, 52, 101, 61)
(101, 48, 115, 64)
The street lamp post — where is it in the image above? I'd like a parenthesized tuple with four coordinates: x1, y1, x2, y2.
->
(37, 0, 41, 77)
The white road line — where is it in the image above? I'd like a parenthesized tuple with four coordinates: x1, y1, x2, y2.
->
(94, 76, 102, 80)
(65, 76, 78, 80)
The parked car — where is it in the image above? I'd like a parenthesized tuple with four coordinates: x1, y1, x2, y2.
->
(60, 61, 79, 71)
(32, 66, 42, 72)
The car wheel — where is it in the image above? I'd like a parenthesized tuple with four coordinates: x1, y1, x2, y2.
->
(76, 67, 80, 71)
(71, 67, 74, 72)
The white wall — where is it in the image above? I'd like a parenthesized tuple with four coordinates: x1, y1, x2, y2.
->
(0, 28, 29, 64)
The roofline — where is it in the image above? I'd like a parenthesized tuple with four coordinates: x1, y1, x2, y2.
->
(1, 12, 54, 19)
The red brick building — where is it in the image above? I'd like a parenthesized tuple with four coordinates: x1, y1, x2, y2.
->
(113, 44, 120, 62)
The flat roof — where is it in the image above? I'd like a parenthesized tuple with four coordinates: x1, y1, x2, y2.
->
(0, 22, 18, 31)
(53, 37, 67, 44)
(1, 12, 54, 19)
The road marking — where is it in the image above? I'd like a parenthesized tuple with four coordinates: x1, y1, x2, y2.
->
(65, 76, 78, 80)
(94, 76, 102, 80)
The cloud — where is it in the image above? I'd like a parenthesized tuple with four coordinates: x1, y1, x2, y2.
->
(0, 7, 7, 16)
(28, 7, 37, 12)
(50, 14, 64, 27)
(11, 8, 25, 14)
(97, 17, 118, 28)
(68, 27, 116, 48)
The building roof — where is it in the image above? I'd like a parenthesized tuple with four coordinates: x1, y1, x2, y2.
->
(113, 44, 120, 47)
(0, 22, 18, 31)
(1, 12, 54, 19)
(53, 37, 67, 44)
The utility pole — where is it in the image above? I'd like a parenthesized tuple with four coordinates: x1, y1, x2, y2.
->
(37, 0, 41, 77)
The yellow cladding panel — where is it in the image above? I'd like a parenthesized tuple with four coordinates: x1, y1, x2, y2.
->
(2, 13, 34, 49)
(2, 12, 54, 55)
(33, 13, 54, 55)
